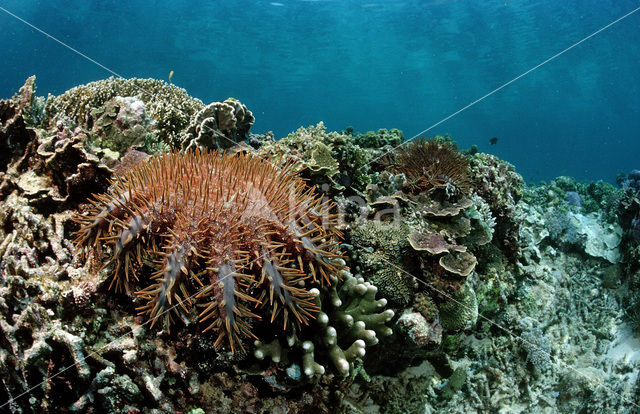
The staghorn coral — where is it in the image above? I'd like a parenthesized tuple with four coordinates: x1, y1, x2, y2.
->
(73, 149, 343, 352)
(388, 136, 472, 197)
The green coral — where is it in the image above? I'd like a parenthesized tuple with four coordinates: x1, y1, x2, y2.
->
(87, 97, 155, 155)
(254, 271, 394, 378)
(353, 128, 403, 149)
(256, 122, 375, 193)
(438, 283, 478, 332)
(350, 220, 417, 307)
(309, 141, 340, 176)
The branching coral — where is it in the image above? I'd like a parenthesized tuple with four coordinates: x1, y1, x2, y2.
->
(73, 150, 343, 352)
(388, 137, 471, 196)
(254, 271, 394, 377)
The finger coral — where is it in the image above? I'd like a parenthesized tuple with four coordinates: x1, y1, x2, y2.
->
(73, 150, 343, 352)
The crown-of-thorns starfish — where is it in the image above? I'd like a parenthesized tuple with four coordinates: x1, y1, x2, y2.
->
(74, 149, 343, 352)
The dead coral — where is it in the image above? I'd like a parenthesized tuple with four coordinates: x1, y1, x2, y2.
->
(1, 79, 113, 210)
(0, 78, 39, 197)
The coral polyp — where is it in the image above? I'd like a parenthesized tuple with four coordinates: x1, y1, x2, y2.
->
(74, 150, 343, 352)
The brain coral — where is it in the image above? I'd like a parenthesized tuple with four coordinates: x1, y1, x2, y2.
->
(74, 150, 343, 352)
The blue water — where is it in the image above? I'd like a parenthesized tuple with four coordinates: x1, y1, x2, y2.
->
(1, 0, 639, 183)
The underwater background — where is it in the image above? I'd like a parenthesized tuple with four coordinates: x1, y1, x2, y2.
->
(3, 1, 640, 413)
(1, 0, 640, 183)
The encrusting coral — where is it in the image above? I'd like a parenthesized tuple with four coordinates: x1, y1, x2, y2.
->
(73, 149, 343, 352)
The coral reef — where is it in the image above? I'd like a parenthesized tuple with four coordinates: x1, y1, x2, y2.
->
(351, 127, 403, 149)
(256, 122, 377, 194)
(545, 209, 622, 263)
(349, 220, 417, 307)
(1, 76, 639, 412)
(0, 87, 36, 173)
(88, 95, 157, 154)
(469, 152, 523, 259)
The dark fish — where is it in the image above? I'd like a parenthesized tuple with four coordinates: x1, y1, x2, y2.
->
(489, 137, 498, 145)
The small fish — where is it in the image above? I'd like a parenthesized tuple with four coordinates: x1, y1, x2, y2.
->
(168, 70, 174, 83)
(489, 137, 498, 145)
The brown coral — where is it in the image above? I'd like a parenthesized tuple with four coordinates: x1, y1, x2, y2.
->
(389, 137, 471, 196)
(74, 150, 343, 352)
(181, 99, 255, 151)
(1, 92, 36, 173)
